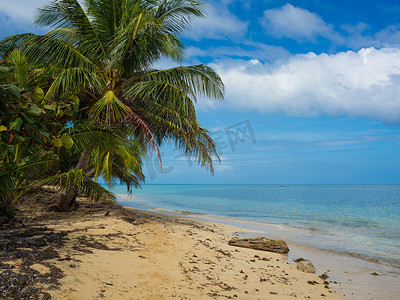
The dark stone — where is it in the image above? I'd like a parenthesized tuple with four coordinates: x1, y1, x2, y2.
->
(228, 237, 289, 254)
(319, 272, 329, 280)
(293, 257, 306, 262)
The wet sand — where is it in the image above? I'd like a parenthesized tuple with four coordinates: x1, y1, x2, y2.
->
(286, 243, 400, 300)
(184, 213, 400, 300)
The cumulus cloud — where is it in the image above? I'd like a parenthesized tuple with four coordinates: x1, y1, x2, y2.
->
(199, 47, 400, 123)
(259, 4, 400, 49)
(183, 1, 248, 41)
(260, 3, 342, 43)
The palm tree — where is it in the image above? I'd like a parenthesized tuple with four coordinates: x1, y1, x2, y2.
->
(1, 50, 138, 218)
(0, 0, 224, 211)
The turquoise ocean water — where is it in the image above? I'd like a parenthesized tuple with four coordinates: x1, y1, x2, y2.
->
(109, 184, 400, 269)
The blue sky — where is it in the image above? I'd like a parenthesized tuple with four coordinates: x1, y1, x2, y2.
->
(1, 0, 400, 184)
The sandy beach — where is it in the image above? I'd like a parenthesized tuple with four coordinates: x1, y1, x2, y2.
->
(0, 195, 346, 300)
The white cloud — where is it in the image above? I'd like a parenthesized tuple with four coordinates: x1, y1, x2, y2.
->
(214, 163, 234, 172)
(0, 0, 48, 24)
(342, 23, 400, 49)
(183, 1, 248, 41)
(249, 59, 260, 65)
(259, 4, 400, 48)
(373, 25, 400, 47)
(0, 0, 84, 36)
(198, 47, 400, 123)
(260, 3, 342, 43)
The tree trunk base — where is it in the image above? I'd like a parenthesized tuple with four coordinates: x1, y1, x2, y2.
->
(56, 189, 79, 212)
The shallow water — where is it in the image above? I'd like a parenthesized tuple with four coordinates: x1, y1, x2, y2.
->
(109, 184, 400, 299)
(111, 184, 400, 267)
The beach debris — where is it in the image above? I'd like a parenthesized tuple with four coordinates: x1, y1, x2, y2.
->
(295, 259, 316, 273)
(319, 272, 329, 280)
(269, 291, 278, 295)
(371, 272, 379, 276)
(121, 216, 137, 224)
(261, 257, 270, 261)
(0, 225, 66, 299)
(218, 282, 236, 291)
(216, 249, 231, 257)
(228, 237, 289, 254)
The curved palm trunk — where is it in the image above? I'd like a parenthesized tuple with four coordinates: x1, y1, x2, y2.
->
(57, 147, 91, 211)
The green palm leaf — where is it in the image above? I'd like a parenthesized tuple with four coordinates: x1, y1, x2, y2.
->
(35, 0, 107, 60)
(6, 49, 29, 89)
(46, 67, 106, 98)
(40, 169, 116, 203)
(1, 33, 96, 70)
(91, 90, 131, 125)
(155, 0, 204, 33)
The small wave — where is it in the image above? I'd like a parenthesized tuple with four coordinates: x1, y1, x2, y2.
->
(328, 249, 400, 270)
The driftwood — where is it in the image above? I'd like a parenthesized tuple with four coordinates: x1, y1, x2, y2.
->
(228, 237, 289, 254)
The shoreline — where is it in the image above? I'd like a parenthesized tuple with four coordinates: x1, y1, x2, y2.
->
(118, 199, 400, 300)
(119, 198, 399, 266)
(2, 197, 348, 299)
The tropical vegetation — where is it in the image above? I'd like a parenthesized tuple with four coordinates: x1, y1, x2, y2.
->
(0, 0, 224, 219)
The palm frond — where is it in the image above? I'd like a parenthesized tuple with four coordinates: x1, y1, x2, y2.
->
(35, 0, 107, 60)
(0, 33, 32, 58)
(66, 126, 126, 155)
(46, 67, 106, 98)
(91, 90, 131, 125)
(45, 27, 80, 46)
(85, 0, 124, 49)
(1, 33, 96, 70)
(124, 110, 162, 164)
(143, 64, 225, 100)
(6, 49, 29, 89)
(61, 123, 145, 190)
(124, 65, 224, 113)
(110, 5, 153, 72)
(155, 0, 204, 34)
(40, 169, 116, 204)
(107, 144, 144, 193)
(131, 100, 218, 173)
